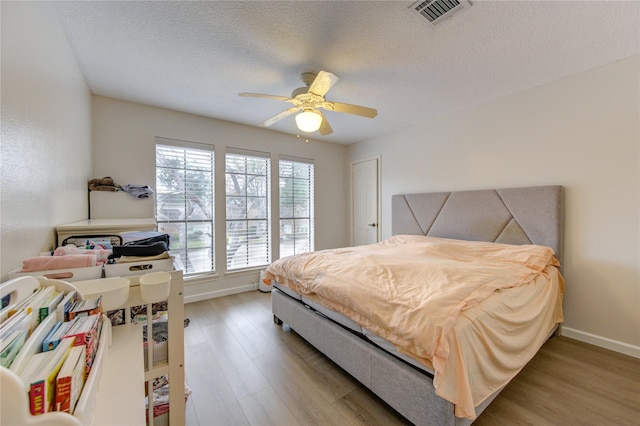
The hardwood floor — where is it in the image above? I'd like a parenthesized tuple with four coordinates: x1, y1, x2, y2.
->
(183, 290, 640, 425)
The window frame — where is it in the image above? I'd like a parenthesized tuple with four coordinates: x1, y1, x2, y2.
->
(155, 137, 215, 276)
(224, 148, 272, 271)
(278, 156, 314, 258)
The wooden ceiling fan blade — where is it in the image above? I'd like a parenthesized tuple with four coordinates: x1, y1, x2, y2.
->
(239, 92, 294, 103)
(318, 111, 333, 135)
(308, 71, 339, 97)
(324, 101, 378, 118)
(260, 107, 300, 127)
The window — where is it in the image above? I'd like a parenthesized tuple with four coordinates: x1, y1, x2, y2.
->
(155, 138, 214, 275)
(225, 149, 271, 270)
(279, 157, 314, 257)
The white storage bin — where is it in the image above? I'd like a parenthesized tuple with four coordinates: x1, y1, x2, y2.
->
(72, 277, 131, 311)
(8, 265, 103, 282)
(139, 272, 171, 304)
(104, 258, 173, 277)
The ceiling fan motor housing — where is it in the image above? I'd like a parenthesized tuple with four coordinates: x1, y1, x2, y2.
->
(300, 72, 317, 86)
(291, 86, 309, 98)
(291, 72, 318, 98)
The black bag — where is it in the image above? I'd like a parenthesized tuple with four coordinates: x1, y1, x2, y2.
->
(122, 232, 171, 248)
(109, 232, 171, 259)
(111, 241, 169, 258)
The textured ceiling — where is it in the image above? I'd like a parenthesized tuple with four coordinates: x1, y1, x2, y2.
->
(53, 1, 640, 144)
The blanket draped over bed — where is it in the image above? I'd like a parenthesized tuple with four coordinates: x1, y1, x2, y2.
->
(264, 235, 564, 419)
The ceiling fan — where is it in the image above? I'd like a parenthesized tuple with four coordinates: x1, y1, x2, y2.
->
(239, 71, 377, 136)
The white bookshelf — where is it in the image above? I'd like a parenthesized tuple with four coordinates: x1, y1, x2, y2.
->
(0, 270, 185, 426)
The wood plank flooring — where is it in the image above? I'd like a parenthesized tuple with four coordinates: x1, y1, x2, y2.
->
(183, 290, 640, 425)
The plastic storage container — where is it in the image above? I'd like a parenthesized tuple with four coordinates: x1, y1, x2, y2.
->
(104, 259, 173, 278)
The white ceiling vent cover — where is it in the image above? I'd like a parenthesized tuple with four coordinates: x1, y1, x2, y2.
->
(409, 0, 472, 27)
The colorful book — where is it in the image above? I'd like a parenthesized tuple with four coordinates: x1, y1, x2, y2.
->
(38, 290, 63, 324)
(1, 293, 10, 310)
(56, 290, 77, 322)
(55, 344, 86, 414)
(42, 319, 75, 352)
(62, 314, 102, 375)
(7, 287, 48, 317)
(20, 337, 74, 415)
(0, 328, 28, 368)
(10, 287, 55, 319)
(0, 309, 33, 341)
(19, 351, 52, 389)
(68, 296, 102, 320)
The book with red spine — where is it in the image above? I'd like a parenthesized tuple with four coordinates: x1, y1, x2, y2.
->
(61, 313, 102, 375)
(20, 337, 74, 415)
(67, 296, 102, 320)
(55, 344, 86, 413)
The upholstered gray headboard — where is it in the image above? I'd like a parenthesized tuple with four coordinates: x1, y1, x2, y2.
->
(392, 186, 564, 264)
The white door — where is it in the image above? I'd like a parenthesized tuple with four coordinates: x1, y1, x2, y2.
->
(352, 157, 380, 246)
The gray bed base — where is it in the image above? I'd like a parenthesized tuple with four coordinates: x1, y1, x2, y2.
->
(272, 288, 495, 425)
(271, 185, 564, 425)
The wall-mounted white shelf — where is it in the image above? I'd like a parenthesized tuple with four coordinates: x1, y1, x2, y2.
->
(56, 218, 157, 246)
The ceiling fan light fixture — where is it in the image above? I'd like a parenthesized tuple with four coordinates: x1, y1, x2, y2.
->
(295, 109, 322, 133)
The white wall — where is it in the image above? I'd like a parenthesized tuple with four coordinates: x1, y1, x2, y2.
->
(3, 1, 636, 357)
(349, 55, 640, 356)
(91, 96, 349, 301)
(1, 2, 92, 279)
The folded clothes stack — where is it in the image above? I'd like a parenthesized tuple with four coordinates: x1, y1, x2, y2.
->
(88, 177, 154, 199)
(21, 255, 97, 272)
(53, 245, 111, 264)
(88, 176, 120, 192)
(120, 184, 154, 199)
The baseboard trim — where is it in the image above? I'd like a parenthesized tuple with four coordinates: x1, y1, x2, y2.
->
(184, 283, 258, 304)
(560, 326, 640, 358)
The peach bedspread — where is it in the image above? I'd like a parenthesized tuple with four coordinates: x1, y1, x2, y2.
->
(264, 235, 564, 419)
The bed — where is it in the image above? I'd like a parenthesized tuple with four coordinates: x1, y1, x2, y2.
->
(265, 185, 564, 425)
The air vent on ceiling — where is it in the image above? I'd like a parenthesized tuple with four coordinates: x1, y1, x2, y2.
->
(409, 0, 471, 27)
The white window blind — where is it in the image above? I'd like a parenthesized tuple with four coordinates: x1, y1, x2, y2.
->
(279, 157, 314, 258)
(155, 139, 214, 275)
(225, 149, 271, 270)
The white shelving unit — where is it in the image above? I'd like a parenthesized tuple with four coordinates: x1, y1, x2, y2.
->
(121, 271, 185, 426)
(0, 270, 185, 426)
